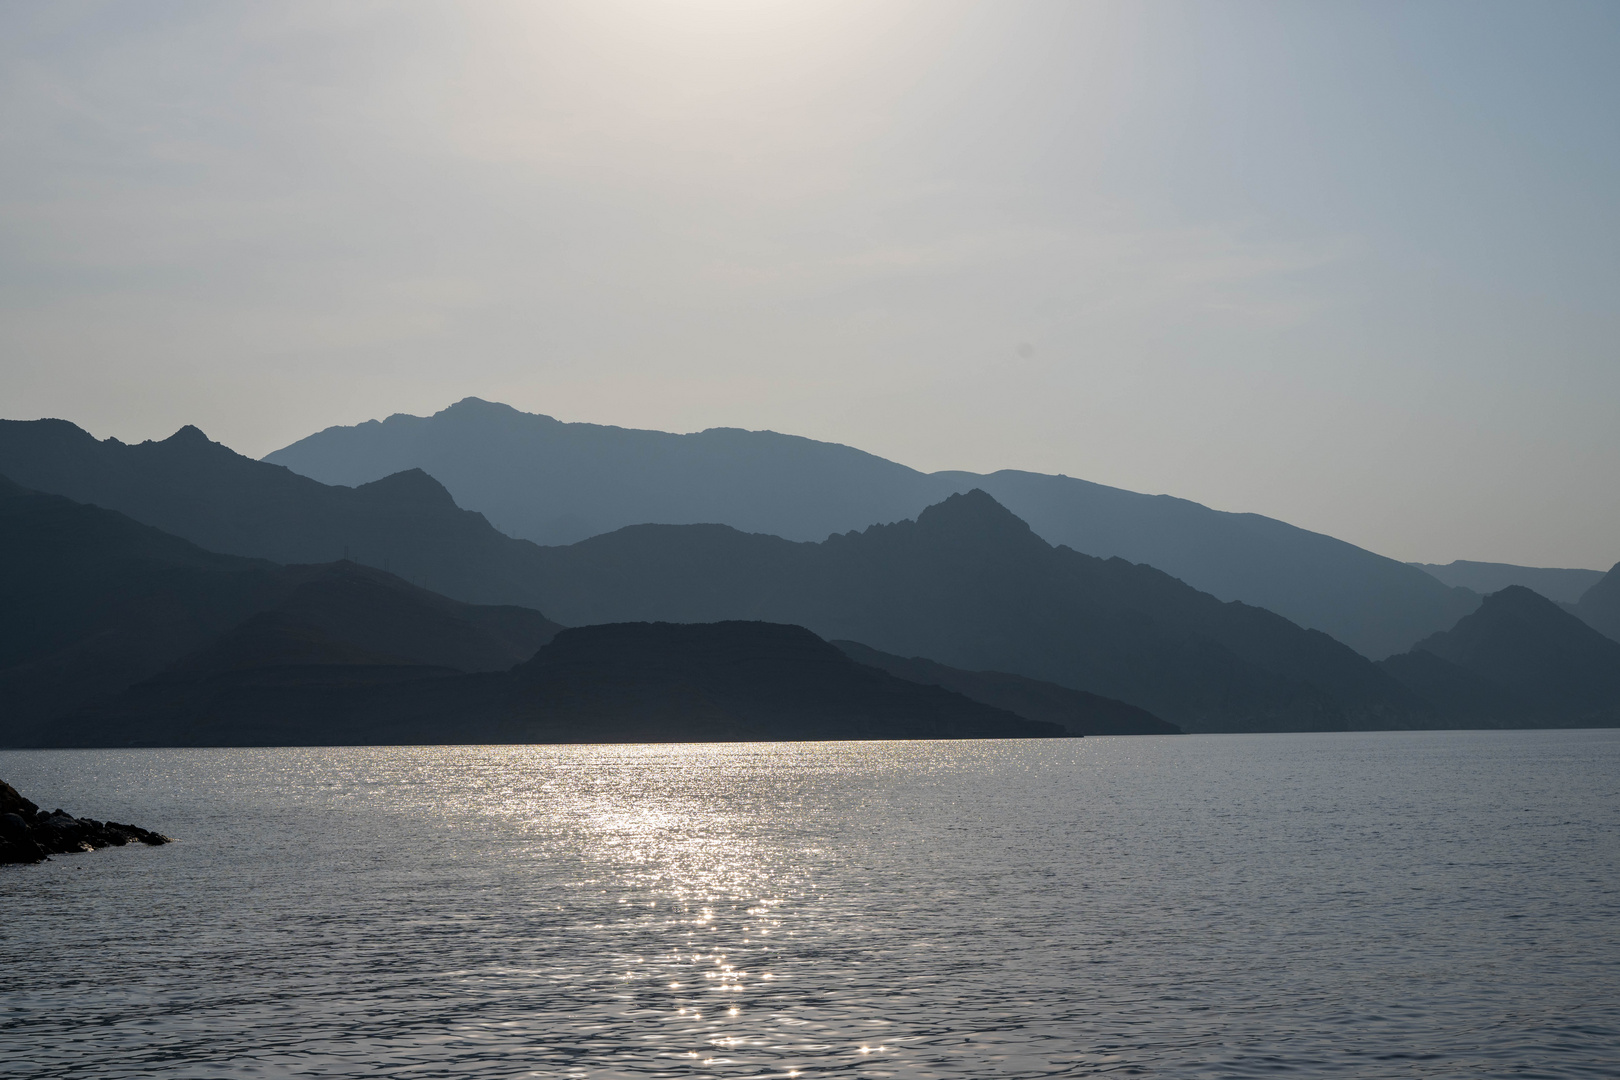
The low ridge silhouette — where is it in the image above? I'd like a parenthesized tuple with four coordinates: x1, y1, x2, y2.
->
(48, 621, 1066, 747)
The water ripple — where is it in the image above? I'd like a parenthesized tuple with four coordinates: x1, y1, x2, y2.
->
(3, 731, 1618, 1077)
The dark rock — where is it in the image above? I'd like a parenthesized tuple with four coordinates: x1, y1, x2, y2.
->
(0, 812, 29, 841)
(0, 779, 171, 865)
(0, 779, 39, 817)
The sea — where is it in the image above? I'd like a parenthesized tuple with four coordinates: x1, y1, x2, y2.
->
(2, 730, 1617, 1078)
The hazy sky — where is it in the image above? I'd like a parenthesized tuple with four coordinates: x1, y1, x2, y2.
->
(3, 1, 1618, 568)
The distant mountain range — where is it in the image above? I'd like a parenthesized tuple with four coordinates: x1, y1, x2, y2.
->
(1410, 560, 1606, 605)
(263, 398, 1481, 658)
(3, 410, 1616, 739)
(0, 418, 1421, 730)
(0, 457, 1419, 736)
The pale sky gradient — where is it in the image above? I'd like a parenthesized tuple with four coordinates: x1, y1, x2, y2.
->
(2, 1, 1617, 567)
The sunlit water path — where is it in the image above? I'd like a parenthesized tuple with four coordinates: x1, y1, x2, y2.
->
(3, 731, 1618, 1078)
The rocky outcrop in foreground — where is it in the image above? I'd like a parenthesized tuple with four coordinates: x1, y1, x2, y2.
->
(0, 779, 171, 865)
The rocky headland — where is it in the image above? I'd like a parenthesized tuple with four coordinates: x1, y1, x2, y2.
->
(0, 779, 171, 865)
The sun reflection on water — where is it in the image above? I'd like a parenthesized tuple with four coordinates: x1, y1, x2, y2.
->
(453, 740, 967, 1075)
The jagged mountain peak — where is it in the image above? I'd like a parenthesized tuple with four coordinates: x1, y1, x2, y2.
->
(911, 489, 1042, 545)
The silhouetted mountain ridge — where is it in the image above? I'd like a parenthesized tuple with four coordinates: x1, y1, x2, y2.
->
(7, 460, 1617, 738)
(263, 397, 1481, 657)
(2, 479, 1076, 747)
(0, 418, 557, 609)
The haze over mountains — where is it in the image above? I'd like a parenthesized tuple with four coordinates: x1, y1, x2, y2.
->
(0, 418, 1407, 733)
(1411, 560, 1606, 605)
(3, 406, 1617, 741)
(265, 398, 1480, 659)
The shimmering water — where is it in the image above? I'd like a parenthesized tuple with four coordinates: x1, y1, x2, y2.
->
(2, 731, 1618, 1078)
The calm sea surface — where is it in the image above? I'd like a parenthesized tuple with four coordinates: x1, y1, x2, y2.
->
(2, 731, 1618, 1078)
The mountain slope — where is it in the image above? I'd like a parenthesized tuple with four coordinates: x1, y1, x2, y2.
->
(1376, 650, 1538, 727)
(1572, 562, 1620, 643)
(0, 477, 278, 734)
(512, 490, 1430, 732)
(962, 469, 1480, 661)
(1384, 586, 1620, 725)
(265, 562, 561, 672)
(263, 398, 1479, 657)
(0, 479, 561, 743)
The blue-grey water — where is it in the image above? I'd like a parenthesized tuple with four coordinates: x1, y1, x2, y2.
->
(2, 731, 1618, 1078)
